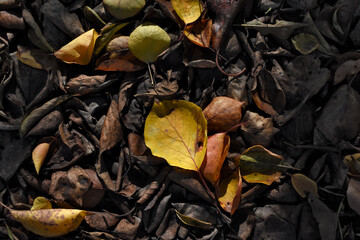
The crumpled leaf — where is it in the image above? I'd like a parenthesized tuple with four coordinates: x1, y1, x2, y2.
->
(344, 153, 360, 177)
(216, 169, 242, 215)
(237, 145, 286, 185)
(32, 142, 50, 175)
(184, 19, 212, 48)
(103, 0, 145, 20)
(54, 29, 99, 65)
(171, 0, 202, 24)
(175, 209, 213, 229)
(292, 33, 318, 55)
(240, 20, 308, 39)
(31, 197, 52, 210)
(291, 173, 319, 198)
(129, 23, 171, 63)
(200, 132, 230, 185)
(144, 100, 207, 171)
(10, 208, 89, 237)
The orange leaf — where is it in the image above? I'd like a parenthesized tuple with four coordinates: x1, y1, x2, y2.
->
(200, 132, 230, 185)
(184, 19, 212, 48)
(32, 142, 50, 175)
(55, 29, 99, 65)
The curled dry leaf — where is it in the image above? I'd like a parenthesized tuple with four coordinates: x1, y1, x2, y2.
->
(200, 132, 230, 185)
(237, 145, 285, 185)
(171, 0, 202, 25)
(291, 173, 319, 198)
(129, 23, 171, 64)
(347, 177, 360, 215)
(175, 209, 213, 229)
(144, 100, 207, 171)
(184, 19, 212, 48)
(94, 22, 129, 56)
(55, 29, 99, 65)
(103, 0, 145, 20)
(32, 142, 50, 174)
(17, 47, 54, 71)
(203, 96, 245, 133)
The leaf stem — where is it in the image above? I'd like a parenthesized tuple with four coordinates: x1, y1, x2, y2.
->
(147, 63, 155, 85)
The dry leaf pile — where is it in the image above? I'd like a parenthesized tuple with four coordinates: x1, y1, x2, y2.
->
(0, 0, 360, 239)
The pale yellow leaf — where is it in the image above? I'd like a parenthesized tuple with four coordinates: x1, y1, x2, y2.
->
(171, 0, 202, 24)
(31, 197, 52, 210)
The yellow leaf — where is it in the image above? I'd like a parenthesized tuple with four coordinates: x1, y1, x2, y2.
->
(55, 29, 99, 65)
(216, 169, 242, 215)
(184, 19, 212, 48)
(17, 47, 53, 70)
(32, 143, 50, 175)
(291, 173, 319, 198)
(129, 23, 171, 63)
(144, 100, 207, 171)
(175, 209, 213, 229)
(171, 0, 202, 24)
(10, 208, 89, 237)
(103, 0, 145, 20)
(31, 197, 52, 210)
(237, 145, 285, 185)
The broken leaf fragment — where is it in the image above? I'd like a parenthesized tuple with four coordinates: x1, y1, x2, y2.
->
(32, 142, 50, 174)
(292, 33, 318, 54)
(175, 209, 213, 229)
(10, 208, 89, 237)
(237, 145, 285, 185)
(291, 173, 319, 198)
(103, 0, 145, 20)
(129, 23, 171, 63)
(54, 28, 99, 65)
(144, 100, 207, 171)
(171, 0, 202, 24)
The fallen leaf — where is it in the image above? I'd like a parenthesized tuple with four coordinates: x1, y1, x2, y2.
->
(17, 47, 54, 70)
(54, 29, 99, 65)
(95, 50, 146, 72)
(103, 0, 145, 20)
(347, 177, 360, 215)
(32, 142, 50, 175)
(237, 145, 285, 185)
(333, 59, 360, 85)
(216, 169, 242, 215)
(200, 132, 230, 185)
(184, 19, 212, 48)
(10, 208, 89, 237)
(129, 23, 171, 63)
(94, 22, 129, 56)
(144, 100, 207, 171)
(175, 209, 213, 229)
(31, 197, 52, 210)
(344, 153, 360, 177)
(0, 10, 24, 30)
(203, 96, 245, 133)
(171, 0, 202, 24)
(292, 33, 319, 54)
(291, 173, 319, 198)
(83, 6, 106, 27)
(64, 74, 112, 95)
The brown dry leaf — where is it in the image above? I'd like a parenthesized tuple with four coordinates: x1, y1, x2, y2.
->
(114, 217, 141, 239)
(203, 96, 245, 133)
(106, 35, 129, 52)
(171, 0, 202, 24)
(237, 145, 285, 185)
(184, 19, 212, 48)
(291, 173, 319, 198)
(216, 169, 242, 215)
(64, 74, 111, 95)
(0, 10, 24, 30)
(85, 212, 120, 230)
(334, 59, 360, 85)
(347, 177, 360, 215)
(54, 29, 99, 65)
(200, 132, 230, 185)
(144, 100, 207, 171)
(344, 153, 360, 177)
(32, 142, 50, 175)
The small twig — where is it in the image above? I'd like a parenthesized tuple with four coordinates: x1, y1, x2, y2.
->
(215, 50, 246, 77)
(147, 63, 155, 85)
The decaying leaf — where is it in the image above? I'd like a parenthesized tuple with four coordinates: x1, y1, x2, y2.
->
(237, 145, 285, 185)
(216, 169, 242, 215)
(200, 132, 230, 185)
(17, 47, 54, 70)
(203, 97, 245, 133)
(129, 23, 171, 63)
(184, 19, 212, 48)
(103, 0, 145, 20)
(344, 153, 360, 177)
(55, 29, 99, 65)
(175, 209, 213, 229)
(171, 0, 202, 24)
(292, 33, 319, 54)
(144, 100, 207, 171)
(347, 177, 360, 215)
(31, 197, 52, 210)
(32, 142, 50, 174)
(333, 59, 360, 85)
(291, 173, 319, 198)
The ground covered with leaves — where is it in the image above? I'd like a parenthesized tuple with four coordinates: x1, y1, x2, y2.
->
(1, 0, 360, 239)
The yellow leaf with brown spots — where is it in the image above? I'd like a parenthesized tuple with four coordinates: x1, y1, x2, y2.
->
(10, 208, 89, 237)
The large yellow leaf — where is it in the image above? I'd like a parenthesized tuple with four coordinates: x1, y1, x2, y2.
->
(144, 100, 207, 171)
(10, 208, 89, 237)
(129, 23, 171, 63)
(171, 0, 202, 24)
(103, 0, 145, 20)
(54, 28, 99, 65)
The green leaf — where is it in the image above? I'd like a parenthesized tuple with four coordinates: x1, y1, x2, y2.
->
(103, 0, 145, 20)
(129, 23, 171, 63)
